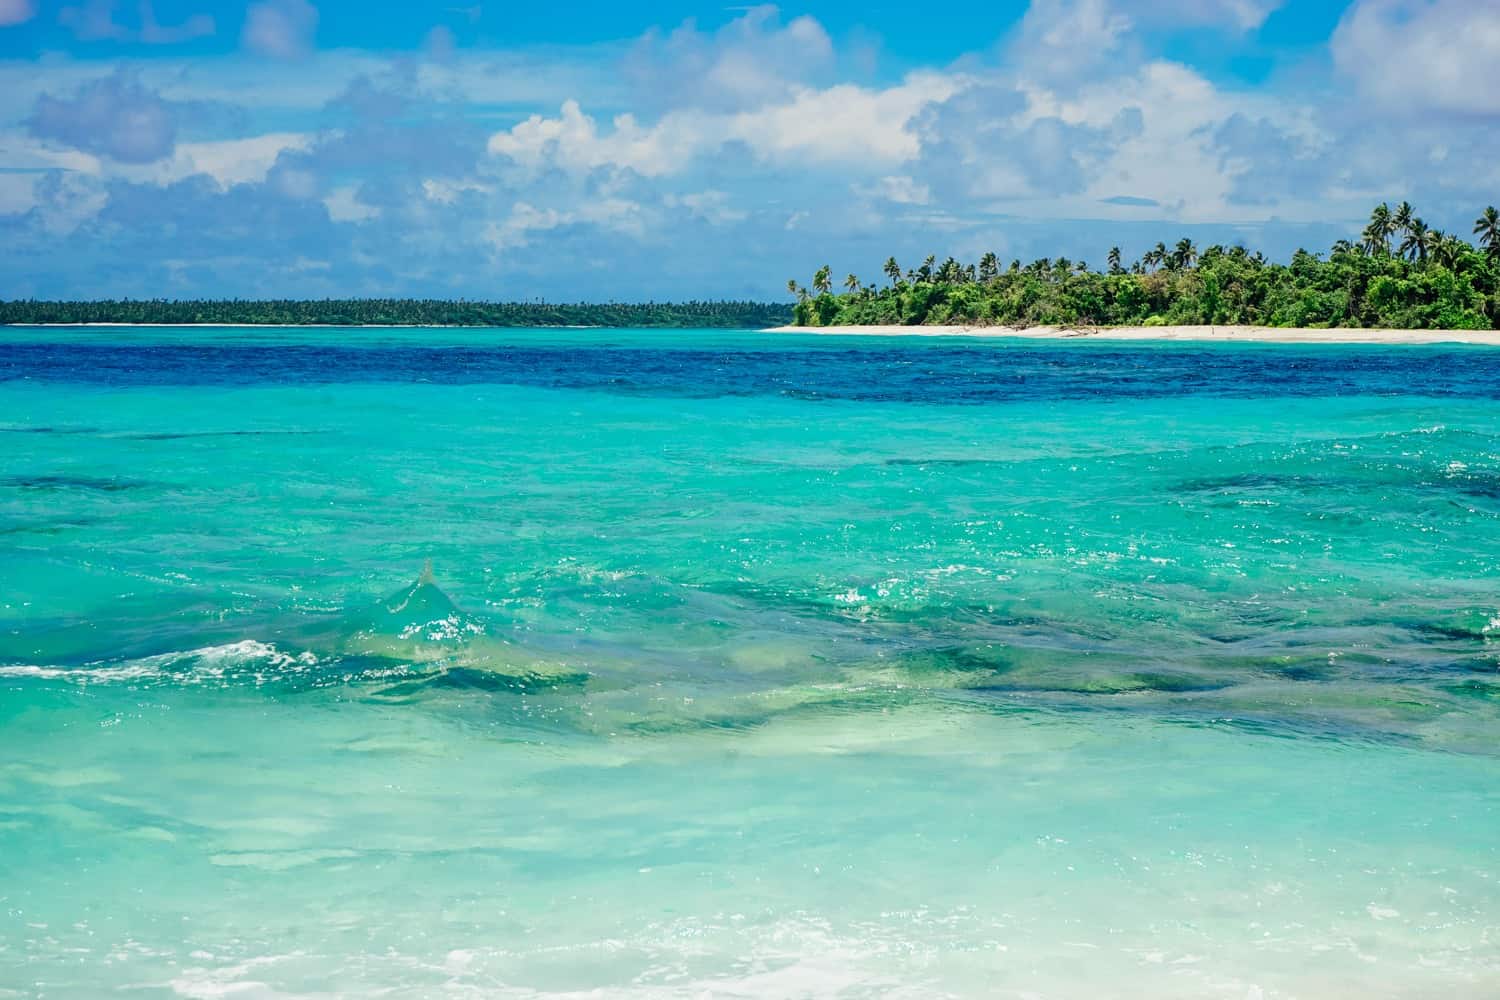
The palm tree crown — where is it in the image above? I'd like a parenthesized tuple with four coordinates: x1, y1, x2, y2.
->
(812, 265, 832, 296)
(1399, 219, 1432, 263)
(1475, 207, 1500, 257)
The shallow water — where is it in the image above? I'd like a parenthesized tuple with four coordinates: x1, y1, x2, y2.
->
(2, 327, 1499, 997)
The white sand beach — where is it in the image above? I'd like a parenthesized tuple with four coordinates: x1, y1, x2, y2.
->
(766, 324, 1500, 346)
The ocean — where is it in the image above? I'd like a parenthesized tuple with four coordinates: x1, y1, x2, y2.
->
(2, 326, 1498, 997)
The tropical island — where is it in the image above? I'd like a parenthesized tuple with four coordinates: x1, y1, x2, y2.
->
(0, 298, 792, 328)
(786, 204, 1500, 334)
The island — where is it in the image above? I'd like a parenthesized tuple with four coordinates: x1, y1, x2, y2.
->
(0, 299, 792, 329)
(782, 203, 1500, 339)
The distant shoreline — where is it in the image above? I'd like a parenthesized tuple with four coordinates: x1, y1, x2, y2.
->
(7, 322, 1500, 345)
(766, 324, 1500, 346)
(2, 322, 611, 329)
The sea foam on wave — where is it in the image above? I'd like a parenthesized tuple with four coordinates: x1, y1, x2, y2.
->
(0, 640, 319, 686)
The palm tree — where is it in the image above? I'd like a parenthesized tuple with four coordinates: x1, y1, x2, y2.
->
(1330, 239, 1356, 257)
(1430, 231, 1464, 271)
(883, 257, 902, 285)
(786, 279, 808, 302)
(844, 273, 860, 294)
(1366, 203, 1395, 254)
(1393, 200, 1414, 237)
(1475, 207, 1500, 257)
(978, 252, 999, 282)
(1107, 246, 1122, 274)
(812, 266, 832, 296)
(1399, 218, 1432, 263)
(1172, 238, 1197, 270)
(919, 255, 936, 283)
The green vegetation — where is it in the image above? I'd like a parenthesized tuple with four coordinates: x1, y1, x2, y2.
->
(788, 204, 1500, 330)
(0, 298, 792, 328)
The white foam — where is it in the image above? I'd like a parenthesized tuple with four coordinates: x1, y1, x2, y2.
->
(0, 641, 319, 686)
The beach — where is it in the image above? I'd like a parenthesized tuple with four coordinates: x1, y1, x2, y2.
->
(769, 323, 1500, 345)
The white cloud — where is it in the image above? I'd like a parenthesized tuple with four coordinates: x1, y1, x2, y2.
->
(1333, 0, 1500, 115)
(180, 133, 311, 186)
(668, 190, 747, 225)
(855, 175, 931, 205)
(487, 99, 698, 178)
(114, 132, 313, 188)
(421, 177, 491, 204)
(731, 74, 961, 165)
(59, 0, 214, 43)
(1011, 0, 1134, 81)
(31, 171, 109, 235)
(0, 0, 34, 27)
(323, 184, 380, 222)
(0, 132, 101, 173)
(242, 0, 318, 59)
(0, 129, 309, 193)
(27, 71, 179, 164)
(484, 197, 646, 251)
(1129, 0, 1283, 31)
(1008, 0, 1285, 87)
(908, 54, 1332, 225)
(487, 73, 962, 179)
(625, 5, 834, 111)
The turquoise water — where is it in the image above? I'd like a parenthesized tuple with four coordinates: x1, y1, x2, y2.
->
(3, 327, 1500, 997)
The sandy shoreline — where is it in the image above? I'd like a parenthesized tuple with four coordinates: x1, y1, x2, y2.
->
(767, 324, 1500, 346)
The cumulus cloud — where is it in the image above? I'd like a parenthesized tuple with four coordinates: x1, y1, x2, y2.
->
(1010, 0, 1135, 82)
(1008, 0, 1284, 87)
(910, 75, 1149, 209)
(0, 0, 34, 27)
(487, 74, 960, 180)
(666, 190, 748, 225)
(3, 170, 110, 235)
(117, 132, 314, 188)
(1211, 113, 1334, 206)
(323, 184, 380, 222)
(28, 72, 178, 164)
(1128, 0, 1283, 31)
(59, 1, 214, 43)
(625, 5, 835, 111)
(484, 198, 647, 252)
(1333, 0, 1500, 116)
(856, 176, 931, 205)
(243, 0, 318, 59)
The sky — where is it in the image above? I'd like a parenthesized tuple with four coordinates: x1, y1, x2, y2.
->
(1, 0, 1498, 301)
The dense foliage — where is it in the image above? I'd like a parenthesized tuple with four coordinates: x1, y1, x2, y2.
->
(789, 203, 1500, 330)
(0, 298, 792, 328)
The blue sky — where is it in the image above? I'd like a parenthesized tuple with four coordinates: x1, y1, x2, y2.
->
(1, 0, 1497, 300)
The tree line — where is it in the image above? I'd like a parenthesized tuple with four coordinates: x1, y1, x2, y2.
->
(788, 203, 1500, 330)
(0, 298, 793, 329)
